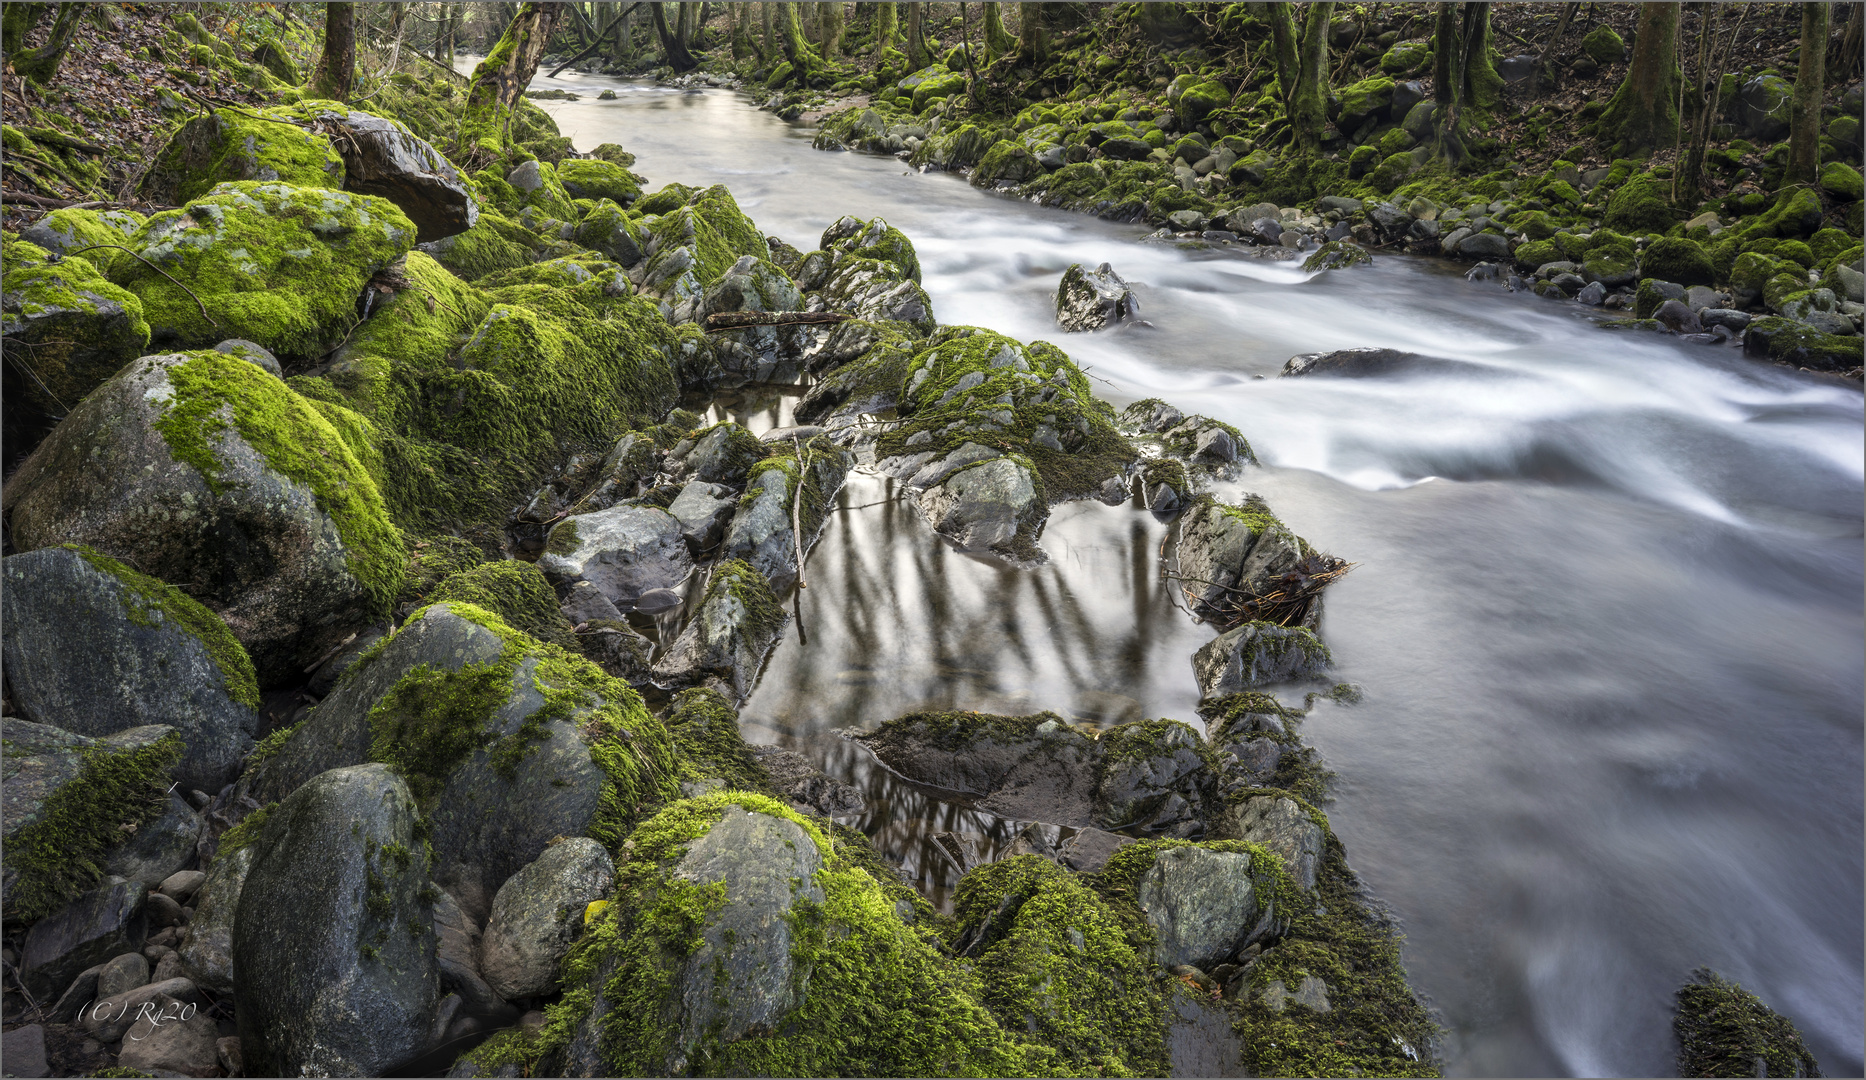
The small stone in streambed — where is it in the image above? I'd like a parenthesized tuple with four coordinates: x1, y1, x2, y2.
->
(96, 951, 150, 998)
(633, 587, 684, 614)
(158, 870, 207, 906)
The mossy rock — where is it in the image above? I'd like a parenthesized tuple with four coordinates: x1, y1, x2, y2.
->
(1744, 316, 1863, 371)
(1639, 236, 1716, 287)
(1580, 25, 1625, 66)
(1346, 144, 1381, 180)
(1172, 79, 1231, 128)
(139, 106, 346, 206)
(1602, 175, 1675, 235)
(419, 206, 538, 281)
(428, 560, 579, 652)
(972, 140, 1044, 186)
(1, 252, 150, 418)
(820, 215, 921, 284)
(1674, 969, 1821, 1079)
(1511, 239, 1562, 270)
(1734, 186, 1825, 240)
(0, 720, 183, 924)
(7, 350, 405, 683)
(1511, 210, 1560, 241)
(1818, 161, 1863, 202)
(114, 181, 415, 362)
(17, 206, 147, 275)
(1335, 76, 1395, 132)
(1378, 40, 1430, 75)
(555, 158, 643, 206)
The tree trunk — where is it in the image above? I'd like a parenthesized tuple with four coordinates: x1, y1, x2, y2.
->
(2, 3, 50, 59)
(1017, 1, 1047, 65)
(983, 2, 1014, 61)
(9, 1, 82, 85)
(1597, 2, 1681, 156)
(1266, 2, 1300, 110)
(873, 1, 897, 60)
(762, 1, 775, 61)
(651, 1, 698, 70)
(906, 0, 930, 67)
(675, 0, 696, 54)
(1433, 1, 1467, 164)
(779, 2, 820, 83)
(1786, 1, 1828, 185)
(1533, 1, 1579, 92)
(456, 1, 565, 160)
(308, 2, 357, 101)
(1837, 3, 1863, 81)
(821, 0, 843, 57)
(1288, 1, 1334, 151)
(386, 2, 409, 74)
(1461, 2, 1504, 111)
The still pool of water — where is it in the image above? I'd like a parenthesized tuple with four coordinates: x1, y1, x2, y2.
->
(514, 68, 1865, 1077)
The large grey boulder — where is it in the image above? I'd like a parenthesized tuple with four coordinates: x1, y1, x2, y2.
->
(245, 603, 614, 925)
(478, 838, 616, 1000)
(1, 249, 150, 426)
(1094, 721, 1214, 838)
(1136, 845, 1277, 969)
(2, 351, 401, 683)
(173, 843, 257, 995)
(316, 107, 479, 242)
(1735, 74, 1793, 142)
(671, 421, 765, 488)
(103, 793, 203, 887)
(651, 560, 787, 702)
(813, 256, 937, 335)
(233, 764, 439, 1078)
(20, 877, 148, 999)
(538, 503, 694, 610)
(1192, 622, 1333, 699)
(1213, 795, 1325, 892)
(719, 443, 855, 593)
(698, 256, 810, 384)
(1055, 262, 1139, 332)
(916, 456, 1048, 562)
(3, 546, 259, 788)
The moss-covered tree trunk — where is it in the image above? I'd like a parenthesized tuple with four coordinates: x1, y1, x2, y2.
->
(1461, 2, 1504, 112)
(762, 0, 776, 60)
(1266, 1, 1300, 108)
(1017, 1, 1047, 65)
(9, 1, 81, 85)
(1432, 1, 1467, 164)
(456, 2, 566, 161)
(821, 0, 844, 57)
(1598, 2, 1681, 156)
(779, 2, 821, 83)
(308, 2, 357, 102)
(872, 1, 897, 60)
(1, 3, 49, 59)
(983, 2, 1015, 61)
(651, 2, 698, 71)
(1678, 1, 1717, 207)
(1288, 1, 1334, 151)
(1786, 1, 1829, 185)
(906, 0, 930, 67)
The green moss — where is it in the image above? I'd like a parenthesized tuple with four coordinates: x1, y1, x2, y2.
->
(1674, 969, 1820, 1078)
(554, 158, 642, 205)
(69, 545, 259, 709)
(1, 254, 151, 413)
(247, 721, 303, 766)
(117, 181, 416, 360)
(3, 729, 185, 922)
(1511, 239, 1561, 269)
(1602, 176, 1676, 235)
(211, 802, 275, 862)
(426, 561, 579, 652)
(424, 208, 537, 281)
(664, 687, 775, 793)
(144, 104, 347, 205)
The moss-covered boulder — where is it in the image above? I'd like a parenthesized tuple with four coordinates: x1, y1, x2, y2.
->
(1819, 161, 1863, 202)
(17, 206, 146, 272)
(1640, 236, 1716, 287)
(4, 350, 405, 683)
(478, 837, 616, 1000)
(649, 559, 786, 702)
(1602, 175, 1675, 235)
(636, 185, 772, 322)
(427, 560, 579, 651)
(1379, 40, 1430, 75)
(807, 252, 937, 335)
(1743, 316, 1864, 372)
(1, 720, 182, 927)
(574, 199, 650, 268)
(1174, 495, 1319, 624)
(418, 206, 539, 280)
(232, 764, 438, 1078)
(1580, 25, 1625, 66)
(246, 601, 676, 921)
(821, 215, 922, 284)
(139, 107, 346, 206)
(555, 158, 643, 205)
(792, 321, 919, 426)
(1733, 74, 1793, 142)
(1673, 968, 1821, 1079)
(1734, 186, 1825, 240)
(695, 256, 808, 386)
(114, 181, 416, 360)
(3, 546, 259, 789)
(1, 251, 151, 423)
(1173, 79, 1232, 128)
(1336, 76, 1396, 133)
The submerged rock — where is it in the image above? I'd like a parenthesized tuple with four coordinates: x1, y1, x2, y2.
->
(1055, 262, 1140, 332)
(3, 546, 259, 789)
(1193, 622, 1333, 699)
(233, 764, 438, 1078)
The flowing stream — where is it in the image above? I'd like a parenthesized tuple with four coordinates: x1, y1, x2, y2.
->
(518, 70, 1865, 1077)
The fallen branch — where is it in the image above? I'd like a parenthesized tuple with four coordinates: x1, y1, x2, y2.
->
(412, 46, 468, 82)
(60, 244, 218, 327)
(704, 310, 852, 332)
(791, 435, 809, 590)
(16, 127, 109, 156)
(0, 192, 177, 211)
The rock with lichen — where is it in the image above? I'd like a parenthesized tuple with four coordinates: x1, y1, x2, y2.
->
(1055, 262, 1139, 331)
(650, 560, 788, 702)
(3, 350, 406, 684)
(2, 546, 259, 789)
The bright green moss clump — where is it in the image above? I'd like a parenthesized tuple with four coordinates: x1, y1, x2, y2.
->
(1674, 969, 1821, 1079)
(115, 181, 416, 360)
(140, 104, 347, 205)
(3, 727, 184, 923)
(426, 561, 579, 652)
(150, 351, 407, 615)
(71, 545, 260, 709)
(663, 687, 774, 792)
(1, 253, 151, 413)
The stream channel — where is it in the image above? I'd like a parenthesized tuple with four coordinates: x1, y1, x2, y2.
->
(516, 68, 1865, 1077)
